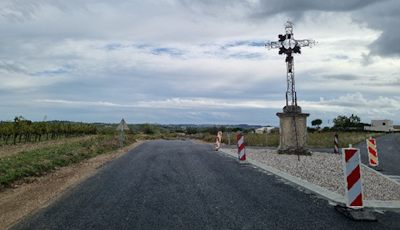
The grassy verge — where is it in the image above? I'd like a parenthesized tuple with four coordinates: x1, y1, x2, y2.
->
(201, 132, 386, 148)
(307, 132, 384, 148)
(0, 134, 136, 189)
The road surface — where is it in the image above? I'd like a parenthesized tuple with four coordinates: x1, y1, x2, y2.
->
(11, 140, 400, 229)
(355, 134, 400, 183)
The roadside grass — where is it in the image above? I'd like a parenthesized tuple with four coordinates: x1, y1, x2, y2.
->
(0, 135, 95, 158)
(201, 132, 385, 148)
(0, 134, 136, 189)
(307, 132, 384, 148)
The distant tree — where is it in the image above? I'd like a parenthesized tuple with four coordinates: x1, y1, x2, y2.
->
(322, 127, 330, 132)
(140, 123, 158, 134)
(13, 116, 29, 144)
(333, 114, 361, 129)
(0, 121, 13, 144)
(231, 127, 242, 132)
(219, 126, 227, 133)
(349, 114, 360, 126)
(243, 128, 256, 134)
(186, 127, 198, 135)
(311, 119, 323, 129)
(202, 126, 219, 135)
(32, 121, 47, 141)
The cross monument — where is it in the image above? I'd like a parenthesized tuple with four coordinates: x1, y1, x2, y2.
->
(265, 21, 316, 155)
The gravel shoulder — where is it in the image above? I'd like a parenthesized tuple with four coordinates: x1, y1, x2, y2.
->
(223, 148, 400, 201)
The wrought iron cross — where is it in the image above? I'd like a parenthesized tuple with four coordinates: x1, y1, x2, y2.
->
(265, 21, 315, 107)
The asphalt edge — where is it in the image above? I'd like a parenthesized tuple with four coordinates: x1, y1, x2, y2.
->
(218, 148, 400, 211)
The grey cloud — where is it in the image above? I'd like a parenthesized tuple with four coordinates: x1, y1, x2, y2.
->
(0, 61, 27, 73)
(0, 1, 41, 22)
(256, 0, 400, 58)
(320, 74, 359, 81)
(0, 0, 88, 23)
(250, 0, 381, 21)
(361, 52, 374, 66)
(178, 0, 399, 58)
(352, 0, 400, 58)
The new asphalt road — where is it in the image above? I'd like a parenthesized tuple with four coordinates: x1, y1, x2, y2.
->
(11, 140, 400, 229)
(355, 134, 400, 182)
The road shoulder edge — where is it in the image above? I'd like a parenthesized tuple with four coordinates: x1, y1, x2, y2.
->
(218, 148, 400, 211)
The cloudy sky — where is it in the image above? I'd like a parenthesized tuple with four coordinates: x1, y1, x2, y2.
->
(1, 0, 399, 127)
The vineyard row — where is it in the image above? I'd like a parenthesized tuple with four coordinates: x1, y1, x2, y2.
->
(0, 116, 97, 145)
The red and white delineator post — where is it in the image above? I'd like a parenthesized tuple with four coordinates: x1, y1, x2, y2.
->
(342, 146, 363, 208)
(215, 131, 222, 150)
(334, 134, 339, 154)
(366, 137, 378, 166)
(237, 134, 246, 161)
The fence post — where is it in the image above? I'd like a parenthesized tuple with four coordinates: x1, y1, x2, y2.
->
(215, 131, 222, 151)
(237, 134, 246, 163)
(334, 134, 339, 154)
(367, 137, 379, 167)
(342, 145, 363, 208)
(227, 133, 231, 145)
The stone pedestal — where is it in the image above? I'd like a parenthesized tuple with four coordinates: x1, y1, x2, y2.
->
(276, 106, 311, 155)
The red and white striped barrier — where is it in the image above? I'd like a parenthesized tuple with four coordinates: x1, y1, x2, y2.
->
(215, 131, 222, 150)
(366, 137, 378, 166)
(237, 134, 246, 161)
(334, 134, 339, 154)
(342, 146, 363, 208)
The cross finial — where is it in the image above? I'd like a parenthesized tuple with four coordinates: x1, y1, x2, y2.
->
(265, 21, 316, 107)
(284, 20, 294, 35)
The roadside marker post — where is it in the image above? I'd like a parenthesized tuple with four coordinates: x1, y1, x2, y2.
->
(366, 137, 379, 167)
(237, 134, 247, 163)
(342, 145, 363, 208)
(334, 134, 339, 154)
(116, 119, 129, 150)
(335, 145, 376, 221)
(215, 131, 222, 151)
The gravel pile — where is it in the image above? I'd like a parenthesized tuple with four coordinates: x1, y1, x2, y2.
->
(224, 148, 400, 201)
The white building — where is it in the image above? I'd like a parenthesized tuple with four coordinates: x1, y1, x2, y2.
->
(255, 127, 277, 134)
(364, 119, 400, 132)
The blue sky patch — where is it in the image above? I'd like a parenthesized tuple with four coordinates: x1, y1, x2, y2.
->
(29, 69, 68, 76)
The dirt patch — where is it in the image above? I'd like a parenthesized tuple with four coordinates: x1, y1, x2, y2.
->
(0, 140, 145, 230)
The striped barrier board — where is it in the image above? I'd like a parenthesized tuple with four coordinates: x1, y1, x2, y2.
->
(237, 134, 246, 161)
(215, 131, 222, 150)
(366, 138, 378, 166)
(334, 134, 339, 154)
(342, 147, 363, 208)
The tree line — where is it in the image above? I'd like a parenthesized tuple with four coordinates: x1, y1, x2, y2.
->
(0, 116, 97, 145)
(311, 114, 369, 132)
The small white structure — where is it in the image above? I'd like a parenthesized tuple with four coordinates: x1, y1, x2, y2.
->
(255, 127, 276, 134)
(364, 119, 400, 132)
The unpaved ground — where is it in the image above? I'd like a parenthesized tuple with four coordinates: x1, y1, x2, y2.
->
(0, 140, 145, 230)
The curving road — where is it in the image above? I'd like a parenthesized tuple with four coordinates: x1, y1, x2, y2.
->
(11, 140, 400, 229)
(355, 134, 400, 182)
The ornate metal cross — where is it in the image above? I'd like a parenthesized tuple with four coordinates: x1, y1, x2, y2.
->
(265, 21, 316, 107)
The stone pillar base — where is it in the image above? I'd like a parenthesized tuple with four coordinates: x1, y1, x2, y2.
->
(276, 106, 311, 155)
